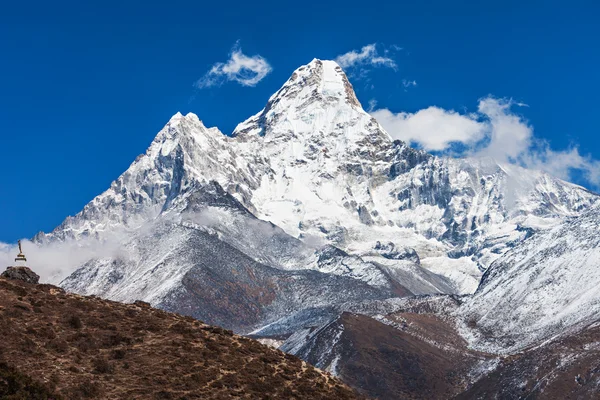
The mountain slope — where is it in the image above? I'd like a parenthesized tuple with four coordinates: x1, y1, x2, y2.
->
(457, 202, 600, 353)
(0, 275, 360, 400)
(282, 311, 487, 400)
(277, 292, 600, 399)
(60, 181, 408, 333)
(456, 320, 600, 399)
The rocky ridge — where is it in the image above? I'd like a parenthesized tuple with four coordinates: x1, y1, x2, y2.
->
(0, 275, 359, 400)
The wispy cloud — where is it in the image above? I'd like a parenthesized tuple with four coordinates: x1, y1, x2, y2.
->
(372, 97, 600, 188)
(402, 79, 417, 89)
(335, 44, 417, 90)
(367, 99, 378, 112)
(196, 42, 272, 88)
(335, 44, 404, 83)
(335, 44, 397, 70)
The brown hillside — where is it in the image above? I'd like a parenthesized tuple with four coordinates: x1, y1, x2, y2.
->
(0, 276, 361, 400)
(310, 312, 490, 399)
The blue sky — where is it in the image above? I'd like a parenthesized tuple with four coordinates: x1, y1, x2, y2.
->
(1, 0, 599, 242)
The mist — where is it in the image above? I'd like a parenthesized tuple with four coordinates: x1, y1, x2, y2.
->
(0, 234, 129, 285)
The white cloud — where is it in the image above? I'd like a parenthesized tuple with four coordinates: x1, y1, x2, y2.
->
(0, 236, 125, 284)
(475, 98, 532, 162)
(196, 42, 272, 88)
(335, 44, 397, 72)
(367, 99, 378, 112)
(402, 79, 417, 88)
(371, 106, 485, 151)
(372, 96, 600, 188)
(473, 98, 600, 186)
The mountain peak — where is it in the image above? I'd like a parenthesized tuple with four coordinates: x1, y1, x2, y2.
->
(232, 59, 364, 139)
(170, 111, 184, 120)
(165, 112, 203, 128)
(285, 59, 360, 107)
(155, 112, 219, 147)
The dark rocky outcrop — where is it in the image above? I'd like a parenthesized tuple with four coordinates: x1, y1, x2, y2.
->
(1, 266, 40, 284)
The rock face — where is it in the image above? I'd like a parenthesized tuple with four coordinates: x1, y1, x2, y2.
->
(1, 267, 39, 284)
(0, 277, 360, 400)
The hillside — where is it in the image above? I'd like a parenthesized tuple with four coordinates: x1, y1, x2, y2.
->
(0, 275, 360, 400)
(282, 296, 600, 399)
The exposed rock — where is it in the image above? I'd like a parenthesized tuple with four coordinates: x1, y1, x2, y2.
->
(357, 205, 374, 225)
(1, 267, 39, 284)
(374, 241, 421, 264)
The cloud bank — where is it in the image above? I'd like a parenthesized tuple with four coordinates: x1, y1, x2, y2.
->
(372, 97, 600, 188)
(196, 42, 272, 88)
(0, 237, 125, 284)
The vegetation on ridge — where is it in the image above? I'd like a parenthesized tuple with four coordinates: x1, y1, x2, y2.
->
(0, 276, 359, 400)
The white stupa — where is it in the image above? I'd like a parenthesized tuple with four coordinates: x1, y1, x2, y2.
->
(14, 240, 27, 267)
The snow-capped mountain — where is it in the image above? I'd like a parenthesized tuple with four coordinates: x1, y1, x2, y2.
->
(29, 58, 600, 398)
(34, 58, 596, 332)
(457, 201, 600, 353)
(39, 59, 596, 297)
